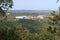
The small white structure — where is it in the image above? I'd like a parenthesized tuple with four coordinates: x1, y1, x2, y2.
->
(16, 16, 27, 19)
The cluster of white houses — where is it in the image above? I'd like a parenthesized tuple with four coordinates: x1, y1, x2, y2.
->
(6, 13, 54, 20)
(15, 15, 49, 20)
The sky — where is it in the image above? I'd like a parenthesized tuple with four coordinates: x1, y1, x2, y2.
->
(10, 0, 60, 10)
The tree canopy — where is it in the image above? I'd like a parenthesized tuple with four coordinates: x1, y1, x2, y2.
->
(0, 0, 13, 21)
(0, 0, 13, 10)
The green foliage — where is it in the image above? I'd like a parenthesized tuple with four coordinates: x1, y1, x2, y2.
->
(48, 11, 60, 26)
(0, 0, 13, 21)
(0, 0, 13, 9)
(0, 19, 60, 40)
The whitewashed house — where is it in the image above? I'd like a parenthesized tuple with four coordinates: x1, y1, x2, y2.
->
(15, 16, 27, 21)
(16, 16, 27, 19)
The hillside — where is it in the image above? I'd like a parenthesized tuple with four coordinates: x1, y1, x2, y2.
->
(0, 19, 60, 40)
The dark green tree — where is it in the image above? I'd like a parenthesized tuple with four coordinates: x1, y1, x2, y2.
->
(0, 0, 13, 21)
(0, 0, 13, 9)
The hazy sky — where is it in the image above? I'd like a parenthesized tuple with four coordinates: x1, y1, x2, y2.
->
(10, 0, 60, 10)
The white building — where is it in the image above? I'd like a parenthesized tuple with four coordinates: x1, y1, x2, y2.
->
(16, 16, 27, 19)
(15, 16, 27, 21)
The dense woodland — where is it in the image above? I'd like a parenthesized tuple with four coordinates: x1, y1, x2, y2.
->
(0, 15, 60, 40)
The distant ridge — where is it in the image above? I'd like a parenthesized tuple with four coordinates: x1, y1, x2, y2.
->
(7, 10, 58, 13)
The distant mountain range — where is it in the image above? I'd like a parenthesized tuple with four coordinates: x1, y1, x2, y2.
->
(7, 10, 59, 16)
(7, 10, 58, 13)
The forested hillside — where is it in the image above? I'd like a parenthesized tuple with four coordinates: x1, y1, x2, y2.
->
(0, 19, 60, 40)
